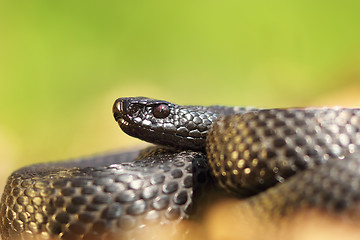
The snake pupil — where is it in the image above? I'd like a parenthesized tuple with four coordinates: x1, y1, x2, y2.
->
(153, 104, 170, 118)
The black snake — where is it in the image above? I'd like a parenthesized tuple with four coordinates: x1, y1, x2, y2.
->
(1, 97, 360, 240)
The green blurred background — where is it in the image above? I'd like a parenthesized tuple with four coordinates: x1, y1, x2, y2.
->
(1, 1, 360, 188)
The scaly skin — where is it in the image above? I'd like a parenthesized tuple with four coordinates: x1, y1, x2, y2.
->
(1, 97, 360, 240)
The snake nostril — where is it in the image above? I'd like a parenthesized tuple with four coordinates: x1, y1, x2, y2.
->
(113, 99, 124, 121)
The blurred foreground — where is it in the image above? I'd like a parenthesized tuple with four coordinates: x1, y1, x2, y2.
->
(129, 201, 360, 240)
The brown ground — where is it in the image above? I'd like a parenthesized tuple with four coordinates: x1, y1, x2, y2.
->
(102, 198, 360, 240)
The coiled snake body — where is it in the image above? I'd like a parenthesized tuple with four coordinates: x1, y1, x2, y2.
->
(1, 97, 360, 240)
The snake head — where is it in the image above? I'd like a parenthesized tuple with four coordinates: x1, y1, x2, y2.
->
(113, 97, 216, 151)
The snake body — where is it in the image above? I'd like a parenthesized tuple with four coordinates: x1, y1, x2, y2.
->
(2, 97, 360, 240)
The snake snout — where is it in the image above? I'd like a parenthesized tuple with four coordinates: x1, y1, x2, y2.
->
(113, 98, 131, 121)
(112, 99, 122, 122)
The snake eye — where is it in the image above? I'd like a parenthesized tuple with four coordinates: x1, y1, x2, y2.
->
(153, 104, 170, 118)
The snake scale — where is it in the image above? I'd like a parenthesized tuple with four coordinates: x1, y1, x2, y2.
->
(1, 96, 360, 240)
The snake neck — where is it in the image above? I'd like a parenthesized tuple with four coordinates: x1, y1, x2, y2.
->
(112, 97, 252, 151)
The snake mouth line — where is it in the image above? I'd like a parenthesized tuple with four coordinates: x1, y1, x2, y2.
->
(115, 116, 206, 151)
(117, 117, 130, 127)
(119, 118, 205, 141)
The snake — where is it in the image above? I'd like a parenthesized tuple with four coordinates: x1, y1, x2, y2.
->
(1, 96, 360, 240)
